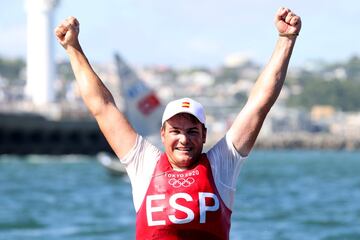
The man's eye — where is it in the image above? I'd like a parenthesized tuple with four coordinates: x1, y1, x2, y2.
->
(189, 130, 199, 134)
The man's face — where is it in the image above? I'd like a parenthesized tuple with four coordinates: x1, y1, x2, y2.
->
(161, 113, 206, 170)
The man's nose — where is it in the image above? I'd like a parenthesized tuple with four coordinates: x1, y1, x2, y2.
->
(179, 133, 189, 144)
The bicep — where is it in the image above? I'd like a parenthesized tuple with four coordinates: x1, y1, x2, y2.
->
(95, 103, 137, 159)
(228, 102, 267, 156)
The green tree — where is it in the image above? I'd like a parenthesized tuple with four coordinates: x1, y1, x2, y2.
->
(287, 79, 360, 111)
(0, 56, 25, 83)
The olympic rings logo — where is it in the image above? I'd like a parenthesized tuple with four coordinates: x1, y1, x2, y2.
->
(168, 177, 195, 188)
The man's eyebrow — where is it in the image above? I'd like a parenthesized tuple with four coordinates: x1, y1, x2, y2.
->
(185, 127, 200, 132)
(168, 126, 199, 130)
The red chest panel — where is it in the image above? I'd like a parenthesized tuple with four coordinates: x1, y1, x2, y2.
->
(136, 153, 231, 240)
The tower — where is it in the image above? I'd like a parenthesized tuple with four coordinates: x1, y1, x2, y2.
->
(25, 0, 59, 104)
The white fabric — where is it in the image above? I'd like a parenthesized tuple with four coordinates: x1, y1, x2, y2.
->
(161, 97, 206, 125)
(120, 132, 246, 212)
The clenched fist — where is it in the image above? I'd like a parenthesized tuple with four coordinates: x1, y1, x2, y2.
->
(54, 16, 80, 49)
(275, 7, 301, 36)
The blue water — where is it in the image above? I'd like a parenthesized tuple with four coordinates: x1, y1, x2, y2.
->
(0, 150, 360, 240)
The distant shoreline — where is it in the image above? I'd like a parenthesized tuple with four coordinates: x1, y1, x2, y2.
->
(255, 133, 360, 150)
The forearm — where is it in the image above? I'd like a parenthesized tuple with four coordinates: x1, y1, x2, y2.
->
(228, 7, 301, 156)
(248, 36, 296, 114)
(55, 17, 138, 158)
(66, 43, 115, 117)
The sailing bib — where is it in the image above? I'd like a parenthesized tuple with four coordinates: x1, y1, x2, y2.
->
(136, 153, 231, 240)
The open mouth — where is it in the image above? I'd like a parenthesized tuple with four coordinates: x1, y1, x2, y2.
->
(175, 147, 192, 152)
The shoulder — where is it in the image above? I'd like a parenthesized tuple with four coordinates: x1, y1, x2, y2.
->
(206, 132, 246, 162)
(121, 134, 161, 168)
(205, 132, 247, 210)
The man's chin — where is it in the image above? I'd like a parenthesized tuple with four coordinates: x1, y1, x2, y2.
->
(174, 155, 193, 165)
(175, 151, 192, 158)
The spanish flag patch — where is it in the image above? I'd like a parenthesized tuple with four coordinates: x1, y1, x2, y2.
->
(182, 101, 190, 108)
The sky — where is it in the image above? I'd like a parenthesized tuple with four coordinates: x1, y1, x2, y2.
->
(1, 0, 359, 68)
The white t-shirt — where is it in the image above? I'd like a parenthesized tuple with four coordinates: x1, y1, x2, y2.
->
(121, 132, 246, 212)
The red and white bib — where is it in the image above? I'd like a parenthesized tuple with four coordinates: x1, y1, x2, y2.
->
(136, 153, 231, 240)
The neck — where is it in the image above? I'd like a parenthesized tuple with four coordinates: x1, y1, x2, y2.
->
(170, 164, 188, 171)
(167, 156, 201, 171)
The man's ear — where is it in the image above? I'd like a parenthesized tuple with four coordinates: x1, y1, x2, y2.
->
(160, 126, 166, 144)
(202, 127, 207, 144)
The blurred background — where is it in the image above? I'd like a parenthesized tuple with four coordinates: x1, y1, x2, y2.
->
(1, 0, 360, 152)
(0, 1, 360, 239)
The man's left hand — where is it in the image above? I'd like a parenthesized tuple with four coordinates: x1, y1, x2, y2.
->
(275, 7, 302, 35)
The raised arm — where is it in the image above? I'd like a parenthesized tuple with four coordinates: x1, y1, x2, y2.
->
(54, 17, 137, 158)
(228, 7, 302, 156)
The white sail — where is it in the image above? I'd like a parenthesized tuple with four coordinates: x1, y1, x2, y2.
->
(114, 53, 163, 137)
(99, 54, 164, 175)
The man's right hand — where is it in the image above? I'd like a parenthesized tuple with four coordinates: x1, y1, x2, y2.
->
(54, 16, 80, 50)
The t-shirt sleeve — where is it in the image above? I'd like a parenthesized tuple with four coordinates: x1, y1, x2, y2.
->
(120, 135, 161, 211)
(206, 132, 247, 210)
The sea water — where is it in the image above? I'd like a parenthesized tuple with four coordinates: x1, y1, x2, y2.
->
(0, 150, 359, 240)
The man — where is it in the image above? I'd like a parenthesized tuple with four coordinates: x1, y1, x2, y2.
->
(55, 7, 301, 240)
